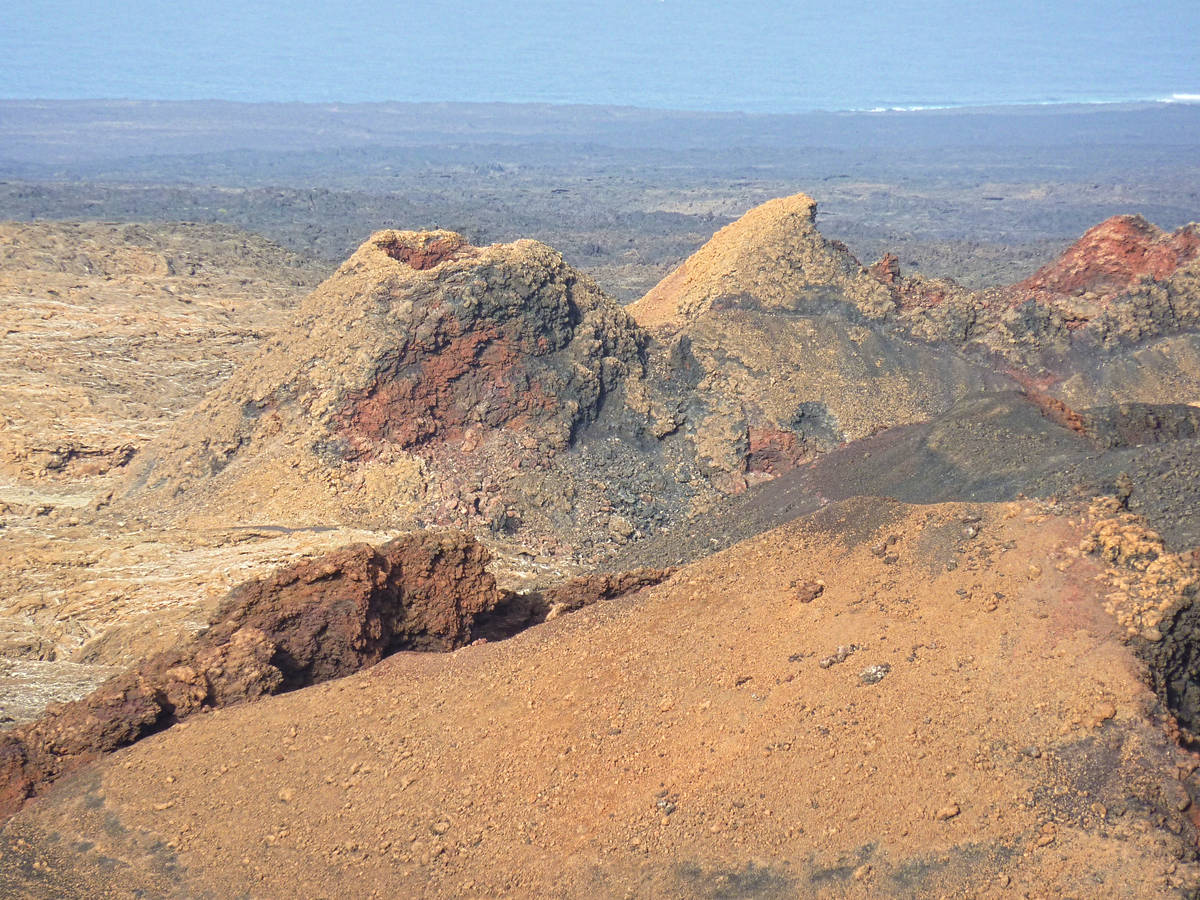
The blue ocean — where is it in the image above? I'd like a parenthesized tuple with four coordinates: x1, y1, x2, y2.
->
(2, 0, 1197, 113)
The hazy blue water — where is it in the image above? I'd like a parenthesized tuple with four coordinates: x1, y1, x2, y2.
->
(2, 0, 1197, 113)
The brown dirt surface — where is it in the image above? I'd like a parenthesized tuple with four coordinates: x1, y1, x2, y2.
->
(4, 499, 1200, 897)
(2, 194, 1200, 898)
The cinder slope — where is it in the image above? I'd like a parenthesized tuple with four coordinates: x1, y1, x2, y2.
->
(4, 498, 1199, 898)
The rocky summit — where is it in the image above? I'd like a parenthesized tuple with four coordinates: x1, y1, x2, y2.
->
(2, 189, 1200, 898)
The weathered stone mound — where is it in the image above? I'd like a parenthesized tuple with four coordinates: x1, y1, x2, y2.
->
(0, 530, 498, 818)
(121, 229, 673, 535)
(630, 193, 1010, 489)
(111, 201, 1200, 534)
(327, 230, 650, 456)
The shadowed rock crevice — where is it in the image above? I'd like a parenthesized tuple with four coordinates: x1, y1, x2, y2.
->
(1137, 569, 1200, 748)
(472, 567, 672, 641)
(1081, 499, 1200, 749)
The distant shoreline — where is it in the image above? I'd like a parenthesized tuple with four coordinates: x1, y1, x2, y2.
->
(3, 95, 1198, 118)
(4, 96, 1199, 170)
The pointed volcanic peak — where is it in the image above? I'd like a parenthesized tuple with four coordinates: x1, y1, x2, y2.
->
(122, 229, 661, 530)
(1016, 214, 1200, 300)
(623, 194, 1008, 490)
(628, 193, 895, 330)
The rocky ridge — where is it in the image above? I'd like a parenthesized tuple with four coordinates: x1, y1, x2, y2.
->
(0, 530, 672, 819)
(627, 195, 1200, 488)
(0, 531, 498, 817)
(118, 197, 1200, 537)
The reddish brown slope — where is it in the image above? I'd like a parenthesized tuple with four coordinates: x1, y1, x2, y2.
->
(1017, 215, 1200, 299)
(4, 498, 1200, 898)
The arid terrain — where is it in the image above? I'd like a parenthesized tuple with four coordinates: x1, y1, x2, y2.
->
(1, 101, 1199, 897)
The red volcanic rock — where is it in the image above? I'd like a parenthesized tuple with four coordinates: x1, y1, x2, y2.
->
(869, 252, 902, 285)
(746, 426, 807, 476)
(376, 232, 467, 270)
(541, 567, 673, 615)
(324, 236, 649, 458)
(0, 531, 500, 819)
(335, 321, 563, 454)
(200, 530, 497, 680)
(867, 253, 953, 311)
(1018, 215, 1200, 298)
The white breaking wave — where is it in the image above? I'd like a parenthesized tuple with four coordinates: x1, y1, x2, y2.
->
(847, 94, 1200, 114)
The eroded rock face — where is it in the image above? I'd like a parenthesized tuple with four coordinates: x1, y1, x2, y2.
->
(328, 234, 646, 456)
(376, 231, 470, 270)
(541, 567, 673, 617)
(0, 530, 499, 818)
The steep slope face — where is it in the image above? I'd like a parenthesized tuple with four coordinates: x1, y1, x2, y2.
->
(628, 193, 896, 328)
(5, 498, 1200, 897)
(121, 230, 691, 547)
(630, 194, 1012, 490)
